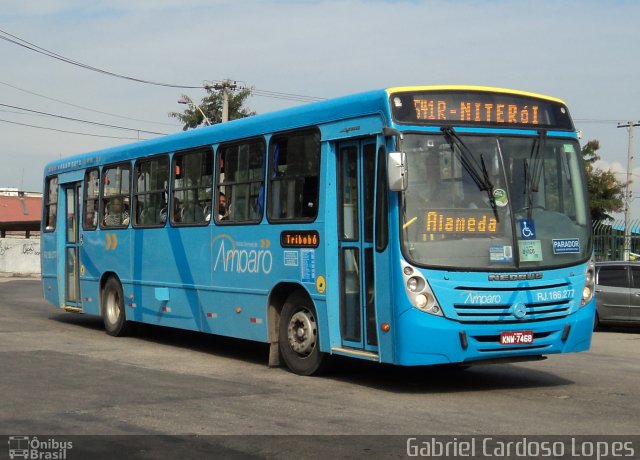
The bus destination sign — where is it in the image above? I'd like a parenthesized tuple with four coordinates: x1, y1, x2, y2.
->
(391, 91, 574, 130)
(424, 209, 498, 236)
(280, 230, 320, 248)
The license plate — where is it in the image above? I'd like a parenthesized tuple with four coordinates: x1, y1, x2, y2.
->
(500, 330, 534, 345)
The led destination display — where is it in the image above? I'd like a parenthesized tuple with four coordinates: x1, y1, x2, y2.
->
(424, 210, 499, 235)
(391, 90, 574, 130)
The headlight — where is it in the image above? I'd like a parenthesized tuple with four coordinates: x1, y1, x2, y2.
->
(407, 277, 419, 292)
(416, 294, 428, 308)
(581, 260, 595, 306)
(407, 276, 425, 292)
(401, 261, 443, 316)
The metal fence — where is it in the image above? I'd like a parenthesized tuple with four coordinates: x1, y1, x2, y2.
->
(593, 219, 640, 261)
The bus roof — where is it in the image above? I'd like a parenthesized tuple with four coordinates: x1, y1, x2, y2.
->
(44, 88, 391, 176)
(386, 85, 567, 105)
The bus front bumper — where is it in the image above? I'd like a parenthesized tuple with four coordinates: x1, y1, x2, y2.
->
(392, 301, 595, 366)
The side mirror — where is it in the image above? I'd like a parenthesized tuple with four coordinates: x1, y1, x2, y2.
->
(388, 151, 408, 191)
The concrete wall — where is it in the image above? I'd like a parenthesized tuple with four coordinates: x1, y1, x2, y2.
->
(0, 238, 40, 275)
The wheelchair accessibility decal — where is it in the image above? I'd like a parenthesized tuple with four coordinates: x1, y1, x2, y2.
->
(519, 219, 536, 240)
(518, 219, 542, 261)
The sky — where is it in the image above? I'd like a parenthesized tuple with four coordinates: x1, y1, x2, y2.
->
(1, 0, 639, 221)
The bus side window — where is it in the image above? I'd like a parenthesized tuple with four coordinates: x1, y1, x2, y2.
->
(171, 147, 212, 226)
(83, 169, 99, 230)
(216, 138, 265, 224)
(101, 163, 131, 228)
(133, 155, 169, 227)
(44, 176, 58, 232)
(268, 129, 320, 221)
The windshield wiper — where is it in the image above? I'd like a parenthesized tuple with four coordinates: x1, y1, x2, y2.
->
(524, 130, 547, 221)
(441, 127, 499, 221)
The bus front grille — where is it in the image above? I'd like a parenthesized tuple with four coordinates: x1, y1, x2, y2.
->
(451, 295, 573, 324)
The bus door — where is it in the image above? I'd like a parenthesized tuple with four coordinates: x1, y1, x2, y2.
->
(338, 138, 378, 352)
(63, 182, 82, 310)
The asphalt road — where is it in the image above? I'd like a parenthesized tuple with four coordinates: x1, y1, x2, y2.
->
(1, 278, 638, 459)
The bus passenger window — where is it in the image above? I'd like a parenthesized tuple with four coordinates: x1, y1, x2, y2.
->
(101, 163, 131, 228)
(171, 148, 213, 226)
(134, 156, 169, 227)
(83, 169, 99, 230)
(44, 176, 58, 232)
(216, 139, 265, 224)
(268, 130, 320, 221)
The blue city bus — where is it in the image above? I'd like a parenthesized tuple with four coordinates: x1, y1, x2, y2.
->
(41, 85, 595, 375)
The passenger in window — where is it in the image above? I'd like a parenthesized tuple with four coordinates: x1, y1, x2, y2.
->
(173, 197, 184, 223)
(219, 192, 229, 220)
(86, 209, 97, 227)
(104, 197, 129, 227)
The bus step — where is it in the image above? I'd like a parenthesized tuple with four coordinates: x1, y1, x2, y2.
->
(331, 347, 379, 361)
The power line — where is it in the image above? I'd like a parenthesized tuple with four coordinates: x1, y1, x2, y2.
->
(0, 79, 178, 126)
(574, 118, 629, 124)
(203, 80, 324, 103)
(0, 102, 168, 136)
(0, 28, 325, 103)
(0, 118, 146, 140)
(0, 108, 48, 118)
(0, 28, 203, 89)
(251, 88, 325, 103)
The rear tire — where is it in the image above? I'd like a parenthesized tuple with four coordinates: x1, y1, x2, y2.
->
(279, 291, 325, 375)
(102, 277, 131, 337)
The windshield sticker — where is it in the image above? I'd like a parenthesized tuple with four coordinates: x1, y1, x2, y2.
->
(519, 219, 536, 240)
(489, 245, 513, 263)
(493, 189, 508, 207)
(519, 240, 543, 262)
(552, 238, 580, 254)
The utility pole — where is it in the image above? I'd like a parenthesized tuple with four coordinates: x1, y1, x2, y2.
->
(618, 121, 640, 261)
(210, 80, 237, 123)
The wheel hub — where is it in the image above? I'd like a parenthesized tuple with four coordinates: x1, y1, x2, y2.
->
(287, 309, 317, 356)
(105, 291, 120, 325)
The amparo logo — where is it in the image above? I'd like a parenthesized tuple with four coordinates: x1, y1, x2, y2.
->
(464, 292, 502, 305)
(212, 234, 273, 275)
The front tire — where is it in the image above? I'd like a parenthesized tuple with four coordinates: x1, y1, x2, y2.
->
(594, 311, 602, 331)
(102, 277, 131, 337)
(279, 291, 325, 375)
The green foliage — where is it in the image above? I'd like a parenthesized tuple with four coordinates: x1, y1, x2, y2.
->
(582, 139, 625, 221)
(169, 82, 256, 130)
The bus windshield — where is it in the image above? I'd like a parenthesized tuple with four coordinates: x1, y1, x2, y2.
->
(401, 133, 591, 270)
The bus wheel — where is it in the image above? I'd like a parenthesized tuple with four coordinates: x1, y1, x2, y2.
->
(593, 312, 601, 331)
(102, 277, 131, 337)
(279, 291, 325, 375)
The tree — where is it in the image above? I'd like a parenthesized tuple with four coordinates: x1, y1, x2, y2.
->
(582, 139, 625, 221)
(169, 82, 256, 130)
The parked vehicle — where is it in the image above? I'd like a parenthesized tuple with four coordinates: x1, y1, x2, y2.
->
(595, 261, 640, 328)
